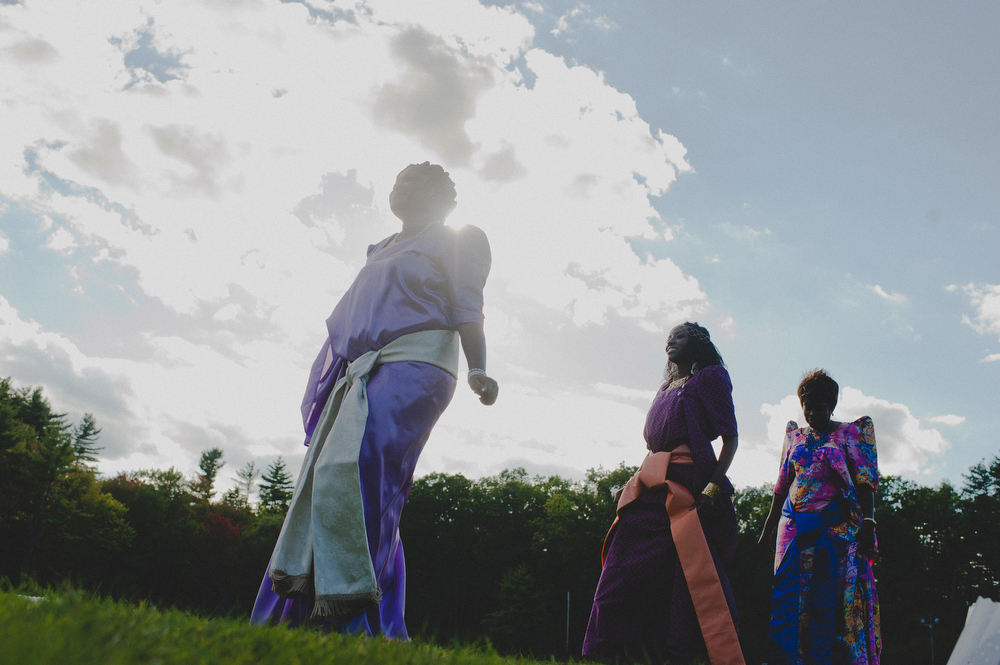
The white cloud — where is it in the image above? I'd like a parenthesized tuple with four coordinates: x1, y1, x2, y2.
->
(589, 15, 614, 31)
(46, 226, 77, 253)
(955, 283, 1000, 341)
(981, 353, 1000, 363)
(593, 382, 655, 403)
(924, 414, 966, 426)
(548, 4, 614, 37)
(759, 387, 957, 478)
(418, 378, 652, 480)
(870, 284, 906, 303)
(0, 0, 702, 485)
(373, 26, 494, 166)
(69, 119, 138, 187)
(0, 231, 8, 254)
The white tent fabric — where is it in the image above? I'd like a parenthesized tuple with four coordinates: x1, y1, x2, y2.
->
(947, 597, 1000, 665)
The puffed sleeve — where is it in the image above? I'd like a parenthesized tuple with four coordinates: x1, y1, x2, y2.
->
(846, 415, 879, 490)
(694, 365, 738, 438)
(773, 421, 798, 495)
(441, 224, 491, 326)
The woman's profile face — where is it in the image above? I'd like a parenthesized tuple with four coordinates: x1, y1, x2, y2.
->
(665, 327, 691, 363)
(389, 169, 425, 220)
(802, 399, 833, 432)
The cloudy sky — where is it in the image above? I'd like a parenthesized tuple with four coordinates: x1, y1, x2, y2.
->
(1, 0, 997, 495)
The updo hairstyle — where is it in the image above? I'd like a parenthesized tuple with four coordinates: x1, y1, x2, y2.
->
(400, 161, 458, 214)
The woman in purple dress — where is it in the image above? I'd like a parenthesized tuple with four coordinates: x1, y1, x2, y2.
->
(250, 162, 499, 638)
(758, 370, 880, 664)
(583, 322, 744, 665)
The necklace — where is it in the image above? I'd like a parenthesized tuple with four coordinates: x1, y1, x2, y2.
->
(665, 375, 690, 392)
(804, 428, 831, 451)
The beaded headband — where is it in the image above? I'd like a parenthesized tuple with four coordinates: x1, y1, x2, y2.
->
(672, 322, 711, 345)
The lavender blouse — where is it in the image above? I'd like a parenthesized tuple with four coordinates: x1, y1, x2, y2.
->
(300, 224, 491, 443)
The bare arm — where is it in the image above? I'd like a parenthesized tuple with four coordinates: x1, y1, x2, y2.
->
(758, 488, 789, 549)
(711, 435, 738, 486)
(694, 435, 738, 509)
(456, 322, 498, 406)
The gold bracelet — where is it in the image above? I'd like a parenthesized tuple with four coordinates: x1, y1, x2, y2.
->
(702, 482, 722, 500)
(863, 517, 877, 526)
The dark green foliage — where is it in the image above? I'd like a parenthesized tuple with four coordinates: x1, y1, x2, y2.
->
(190, 448, 225, 502)
(3, 377, 999, 662)
(728, 484, 777, 660)
(100, 472, 199, 605)
(258, 457, 293, 513)
(71, 413, 102, 462)
(401, 464, 636, 658)
(0, 378, 132, 585)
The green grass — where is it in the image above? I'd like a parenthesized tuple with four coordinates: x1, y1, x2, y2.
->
(0, 588, 553, 665)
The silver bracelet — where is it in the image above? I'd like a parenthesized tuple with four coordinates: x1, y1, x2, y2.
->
(467, 368, 487, 379)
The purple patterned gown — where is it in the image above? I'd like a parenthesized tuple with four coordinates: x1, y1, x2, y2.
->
(250, 224, 491, 638)
(583, 365, 740, 663)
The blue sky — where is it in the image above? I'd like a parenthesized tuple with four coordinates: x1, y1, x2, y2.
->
(515, 1, 1000, 482)
(0, 0, 996, 493)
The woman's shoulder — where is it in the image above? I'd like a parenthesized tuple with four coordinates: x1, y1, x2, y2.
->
(446, 223, 490, 249)
(439, 224, 492, 273)
(691, 364, 731, 388)
(845, 416, 875, 444)
(694, 364, 729, 378)
(838, 415, 872, 434)
(785, 421, 802, 436)
(367, 235, 395, 258)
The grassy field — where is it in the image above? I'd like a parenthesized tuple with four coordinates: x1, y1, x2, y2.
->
(0, 588, 553, 665)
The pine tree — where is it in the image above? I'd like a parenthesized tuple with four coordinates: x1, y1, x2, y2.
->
(190, 448, 224, 503)
(0, 378, 128, 579)
(221, 461, 258, 509)
(71, 413, 102, 463)
(236, 461, 258, 507)
(258, 457, 294, 513)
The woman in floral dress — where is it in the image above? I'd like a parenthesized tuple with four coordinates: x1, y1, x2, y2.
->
(758, 369, 880, 665)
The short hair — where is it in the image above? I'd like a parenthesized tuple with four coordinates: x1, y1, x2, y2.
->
(797, 369, 839, 409)
(399, 161, 457, 211)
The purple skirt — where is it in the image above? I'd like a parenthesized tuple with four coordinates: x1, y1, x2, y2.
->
(582, 463, 738, 663)
(250, 360, 457, 638)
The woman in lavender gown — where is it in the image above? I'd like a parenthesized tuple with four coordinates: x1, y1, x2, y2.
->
(250, 162, 498, 638)
(583, 322, 744, 665)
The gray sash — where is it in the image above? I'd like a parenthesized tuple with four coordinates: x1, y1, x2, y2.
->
(269, 329, 459, 618)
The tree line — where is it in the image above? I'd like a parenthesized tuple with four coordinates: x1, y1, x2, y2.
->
(1, 377, 997, 663)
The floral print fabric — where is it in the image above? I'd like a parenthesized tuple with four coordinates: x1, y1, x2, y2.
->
(771, 416, 881, 664)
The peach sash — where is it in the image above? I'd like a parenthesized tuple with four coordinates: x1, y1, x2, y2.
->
(604, 448, 746, 665)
